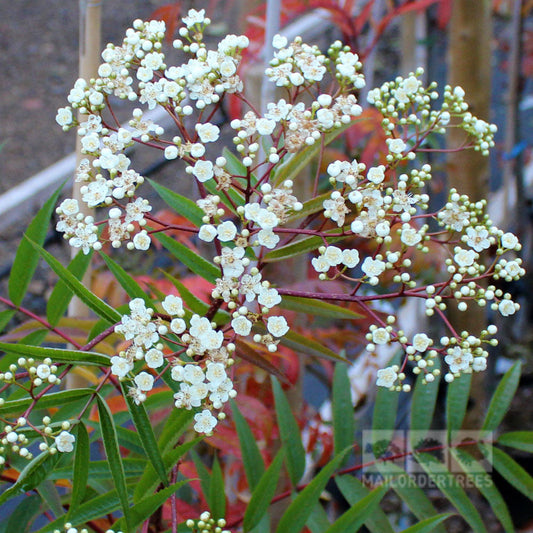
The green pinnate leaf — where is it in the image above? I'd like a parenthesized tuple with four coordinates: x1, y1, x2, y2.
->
(243, 450, 284, 532)
(9, 183, 64, 307)
(275, 447, 350, 533)
(27, 238, 121, 324)
(271, 377, 306, 486)
(497, 431, 533, 453)
(482, 361, 521, 433)
(47, 249, 93, 327)
(66, 422, 90, 520)
(332, 362, 355, 463)
(324, 485, 388, 533)
(231, 400, 265, 491)
(96, 394, 132, 530)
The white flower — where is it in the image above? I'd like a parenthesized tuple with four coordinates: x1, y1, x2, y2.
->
(312, 254, 330, 273)
(372, 328, 390, 345)
(36, 364, 51, 380)
(133, 230, 151, 251)
(367, 165, 385, 184)
(401, 226, 422, 247)
(361, 257, 386, 277)
(183, 8, 206, 28)
(342, 249, 360, 268)
(376, 366, 397, 388)
(206, 362, 227, 386)
(196, 123, 220, 143)
(501, 232, 519, 250)
(256, 209, 279, 230)
(473, 356, 487, 372)
(232, 315, 252, 336)
(192, 160, 214, 182)
(194, 409, 218, 434)
(198, 224, 217, 242)
(164, 146, 179, 160)
(256, 229, 279, 249)
(323, 246, 344, 266)
(170, 318, 186, 334)
(499, 299, 518, 316)
(454, 248, 476, 267)
(217, 221, 237, 242)
(56, 107, 73, 127)
(58, 198, 79, 216)
(465, 227, 491, 252)
(445, 347, 473, 373)
(171, 365, 184, 382)
(387, 138, 406, 154)
(272, 34, 288, 49)
(183, 363, 205, 384)
(111, 356, 133, 377)
(134, 371, 154, 391)
(145, 348, 164, 368)
(55, 430, 75, 453)
(162, 295, 184, 316)
(412, 333, 431, 352)
(257, 287, 281, 308)
(266, 316, 289, 337)
(219, 246, 246, 278)
(256, 118, 276, 135)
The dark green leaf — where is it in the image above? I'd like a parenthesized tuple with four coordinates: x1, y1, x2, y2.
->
(0, 450, 60, 506)
(280, 295, 363, 320)
(9, 183, 64, 306)
(243, 450, 284, 532)
(416, 452, 487, 532)
(451, 448, 514, 533)
(96, 394, 131, 530)
(497, 431, 533, 453)
(336, 475, 394, 533)
(279, 328, 347, 362)
(28, 239, 121, 324)
(263, 232, 347, 263)
(36, 480, 63, 518)
(482, 362, 522, 433)
(324, 485, 388, 533)
(410, 357, 441, 445)
(154, 231, 220, 283)
(0, 388, 94, 416)
(0, 309, 16, 333)
(157, 408, 196, 456)
(191, 449, 212, 503)
(399, 514, 454, 533)
(115, 480, 189, 532)
(122, 382, 168, 488)
(446, 372, 472, 437)
(272, 377, 306, 486)
(100, 252, 155, 308)
(149, 178, 204, 227)
(488, 446, 533, 500)
(47, 249, 93, 326)
(275, 448, 350, 533)
(332, 362, 355, 463)
(134, 438, 201, 502)
(0, 342, 110, 367)
(209, 455, 226, 519)
(66, 422, 90, 519)
(231, 399, 265, 490)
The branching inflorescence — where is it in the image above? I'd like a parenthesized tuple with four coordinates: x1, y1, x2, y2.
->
(1, 7, 521, 460)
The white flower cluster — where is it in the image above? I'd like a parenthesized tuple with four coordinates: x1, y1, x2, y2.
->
(52, 10, 524, 407)
(53, 526, 121, 533)
(113, 295, 238, 434)
(0, 413, 76, 467)
(186, 511, 230, 533)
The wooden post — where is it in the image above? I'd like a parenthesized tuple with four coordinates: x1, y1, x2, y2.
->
(67, 0, 102, 388)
